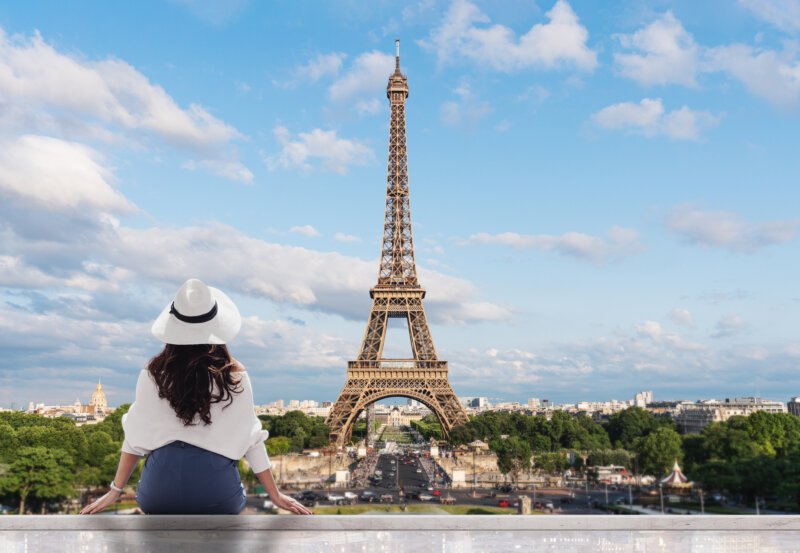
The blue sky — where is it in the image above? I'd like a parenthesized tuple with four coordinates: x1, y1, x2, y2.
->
(1, 0, 799, 409)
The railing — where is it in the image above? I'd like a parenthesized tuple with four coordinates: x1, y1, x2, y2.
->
(2, 515, 800, 552)
(348, 360, 448, 370)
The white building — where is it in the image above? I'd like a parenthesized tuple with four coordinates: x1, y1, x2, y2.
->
(675, 397, 787, 434)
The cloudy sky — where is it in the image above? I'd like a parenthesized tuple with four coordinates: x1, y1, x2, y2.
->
(1, 0, 799, 409)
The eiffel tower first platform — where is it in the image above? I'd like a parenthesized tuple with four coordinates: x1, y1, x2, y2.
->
(326, 41, 469, 449)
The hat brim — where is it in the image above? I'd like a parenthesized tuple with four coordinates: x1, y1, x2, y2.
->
(151, 286, 241, 345)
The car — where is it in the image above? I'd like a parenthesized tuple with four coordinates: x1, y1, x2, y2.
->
(419, 493, 434, 501)
(343, 491, 358, 504)
(533, 502, 543, 510)
(560, 497, 573, 504)
(498, 499, 510, 507)
(431, 489, 441, 496)
(416, 468, 422, 473)
(406, 491, 421, 500)
(439, 495, 456, 505)
(262, 499, 274, 510)
(544, 501, 555, 512)
(327, 494, 345, 505)
(380, 494, 394, 503)
(359, 490, 379, 503)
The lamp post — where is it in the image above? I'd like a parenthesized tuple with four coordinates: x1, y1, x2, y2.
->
(755, 495, 760, 515)
(628, 483, 633, 512)
(604, 482, 609, 506)
(699, 488, 704, 515)
(659, 483, 665, 514)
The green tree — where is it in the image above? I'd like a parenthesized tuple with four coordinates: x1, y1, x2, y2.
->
(606, 407, 673, 449)
(0, 446, 72, 514)
(266, 436, 291, 456)
(0, 423, 18, 463)
(87, 431, 117, 468)
(634, 427, 682, 477)
(491, 436, 531, 484)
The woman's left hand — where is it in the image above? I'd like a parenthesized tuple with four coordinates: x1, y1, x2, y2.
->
(79, 490, 120, 515)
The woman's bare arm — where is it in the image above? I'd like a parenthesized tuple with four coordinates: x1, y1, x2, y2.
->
(80, 451, 142, 514)
(254, 467, 313, 515)
(113, 451, 142, 489)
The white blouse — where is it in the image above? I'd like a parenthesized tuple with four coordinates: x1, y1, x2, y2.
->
(121, 368, 271, 473)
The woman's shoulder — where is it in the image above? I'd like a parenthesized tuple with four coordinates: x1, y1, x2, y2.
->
(230, 358, 247, 374)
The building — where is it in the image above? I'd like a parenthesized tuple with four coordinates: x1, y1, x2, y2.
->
(634, 391, 653, 408)
(789, 397, 800, 417)
(527, 398, 540, 409)
(675, 397, 787, 434)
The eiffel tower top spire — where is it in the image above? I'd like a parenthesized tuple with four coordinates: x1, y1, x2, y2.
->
(377, 39, 418, 292)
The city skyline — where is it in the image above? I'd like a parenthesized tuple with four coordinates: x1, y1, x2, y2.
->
(1, 1, 799, 408)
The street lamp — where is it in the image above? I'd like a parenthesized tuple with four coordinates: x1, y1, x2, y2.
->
(659, 483, 664, 514)
(699, 488, 705, 515)
(604, 482, 608, 506)
(628, 483, 633, 512)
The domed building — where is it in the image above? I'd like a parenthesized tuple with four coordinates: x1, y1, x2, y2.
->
(89, 379, 107, 416)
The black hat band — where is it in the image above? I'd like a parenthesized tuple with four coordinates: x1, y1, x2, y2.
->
(170, 301, 218, 324)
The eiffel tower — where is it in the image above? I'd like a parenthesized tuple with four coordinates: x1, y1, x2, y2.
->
(326, 41, 469, 449)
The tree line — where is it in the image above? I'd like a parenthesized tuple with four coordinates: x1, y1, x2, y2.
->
(442, 407, 800, 505)
(0, 408, 328, 513)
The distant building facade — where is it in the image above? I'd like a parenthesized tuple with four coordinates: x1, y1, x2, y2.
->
(675, 397, 787, 434)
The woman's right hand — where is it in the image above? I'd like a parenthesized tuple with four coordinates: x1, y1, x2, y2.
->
(271, 492, 314, 515)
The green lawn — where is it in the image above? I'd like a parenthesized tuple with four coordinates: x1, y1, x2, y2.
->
(306, 504, 519, 515)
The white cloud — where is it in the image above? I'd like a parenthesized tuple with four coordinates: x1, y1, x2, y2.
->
(296, 52, 347, 82)
(591, 98, 719, 141)
(739, 0, 800, 32)
(0, 28, 241, 149)
(613, 12, 699, 87)
(419, 0, 597, 72)
(711, 313, 746, 339)
(334, 232, 361, 243)
(182, 159, 254, 183)
(355, 98, 383, 116)
(665, 204, 800, 252)
(669, 308, 695, 328)
(265, 126, 374, 175)
(289, 225, 321, 237)
(467, 225, 645, 265)
(0, 135, 135, 214)
(328, 50, 395, 104)
(705, 43, 800, 110)
(634, 320, 705, 351)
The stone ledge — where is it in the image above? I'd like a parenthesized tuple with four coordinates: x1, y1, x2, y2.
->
(2, 515, 800, 531)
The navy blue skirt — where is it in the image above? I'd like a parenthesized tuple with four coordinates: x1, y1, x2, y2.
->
(135, 440, 246, 514)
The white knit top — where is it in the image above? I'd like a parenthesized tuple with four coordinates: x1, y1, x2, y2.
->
(120, 368, 271, 473)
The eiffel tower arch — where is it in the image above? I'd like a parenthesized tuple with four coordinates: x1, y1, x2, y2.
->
(326, 41, 469, 449)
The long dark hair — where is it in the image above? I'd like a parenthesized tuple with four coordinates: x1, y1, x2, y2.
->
(146, 344, 244, 426)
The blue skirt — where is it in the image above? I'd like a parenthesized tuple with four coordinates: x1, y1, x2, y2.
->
(135, 440, 247, 514)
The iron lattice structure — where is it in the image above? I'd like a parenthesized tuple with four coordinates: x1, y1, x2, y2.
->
(326, 42, 469, 449)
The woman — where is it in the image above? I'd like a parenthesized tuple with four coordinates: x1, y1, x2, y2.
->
(80, 278, 312, 515)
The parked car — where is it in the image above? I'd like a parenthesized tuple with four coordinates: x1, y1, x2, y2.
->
(419, 493, 434, 502)
(406, 491, 421, 500)
(416, 468, 422, 473)
(431, 489, 442, 496)
(380, 494, 394, 503)
(498, 499, 510, 508)
(544, 501, 555, 512)
(343, 491, 358, 504)
(327, 494, 345, 505)
(439, 495, 456, 505)
(262, 499, 274, 510)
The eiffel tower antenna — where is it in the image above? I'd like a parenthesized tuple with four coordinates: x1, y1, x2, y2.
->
(326, 41, 469, 449)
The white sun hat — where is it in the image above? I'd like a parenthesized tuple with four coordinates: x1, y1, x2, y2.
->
(151, 279, 241, 345)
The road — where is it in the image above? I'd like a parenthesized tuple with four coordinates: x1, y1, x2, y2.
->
(252, 451, 633, 513)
